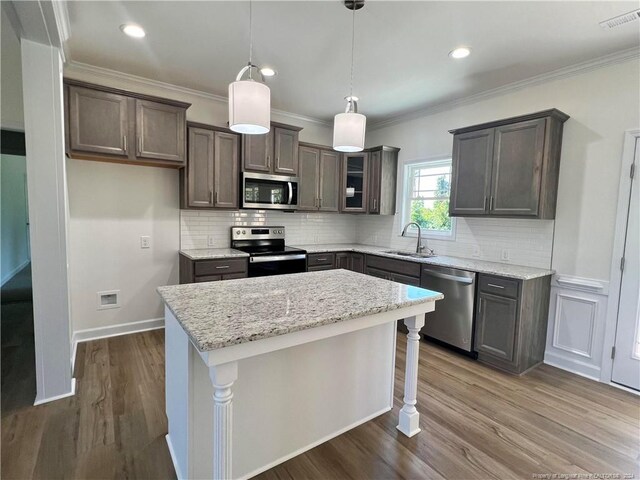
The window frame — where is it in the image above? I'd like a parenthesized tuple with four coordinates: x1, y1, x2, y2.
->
(400, 156, 456, 241)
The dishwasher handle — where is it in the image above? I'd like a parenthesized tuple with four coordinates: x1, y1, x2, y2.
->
(422, 270, 474, 285)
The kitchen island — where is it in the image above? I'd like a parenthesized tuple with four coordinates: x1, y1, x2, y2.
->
(157, 269, 443, 479)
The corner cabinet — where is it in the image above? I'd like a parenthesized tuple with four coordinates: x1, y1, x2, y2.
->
(64, 79, 190, 168)
(449, 109, 569, 219)
(242, 122, 302, 176)
(180, 122, 239, 209)
(474, 274, 551, 374)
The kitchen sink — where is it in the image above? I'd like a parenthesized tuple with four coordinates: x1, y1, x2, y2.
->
(384, 250, 437, 258)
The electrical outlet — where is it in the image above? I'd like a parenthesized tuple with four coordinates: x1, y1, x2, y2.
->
(472, 246, 481, 258)
(140, 236, 151, 249)
(501, 249, 510, 261)
(207, 235, 216, 247)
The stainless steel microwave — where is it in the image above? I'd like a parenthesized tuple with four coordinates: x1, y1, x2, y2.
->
(241, 172, 299, 210)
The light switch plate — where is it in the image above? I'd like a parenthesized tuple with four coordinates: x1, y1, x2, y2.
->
(140, 236, 151, 249)
(207, 235, 216, 247)
(501, 249, 510, 261)
(472, 246, 481, 258)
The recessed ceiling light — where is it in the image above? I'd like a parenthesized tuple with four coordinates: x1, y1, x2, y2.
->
(449, 47, 471, 59)
(120, 24, 146, 38)
(260, 67, 277, 77)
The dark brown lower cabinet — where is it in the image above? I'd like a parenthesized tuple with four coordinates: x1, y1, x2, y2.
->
(335, 252, 365, 273)
(474, 274, 551, 374)
(307, 253, 335, 270)
(179, 254, 248, 284)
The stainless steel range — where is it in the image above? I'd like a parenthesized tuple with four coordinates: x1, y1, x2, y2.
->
(230, 226, 307, 277)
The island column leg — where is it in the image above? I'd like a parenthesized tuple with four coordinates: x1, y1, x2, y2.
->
(209, 362, 238, 480)
(397, 315, 425, 437)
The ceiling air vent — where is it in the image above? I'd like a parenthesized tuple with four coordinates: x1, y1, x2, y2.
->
(599, 9, 640, 29)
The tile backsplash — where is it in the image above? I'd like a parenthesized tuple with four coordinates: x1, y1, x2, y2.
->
(181, 210, 554, 270)
(356, 215, 554, 269)
(180, 210, 357, 250)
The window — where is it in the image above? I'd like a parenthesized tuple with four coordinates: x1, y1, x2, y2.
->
(403, 159, 455, 238)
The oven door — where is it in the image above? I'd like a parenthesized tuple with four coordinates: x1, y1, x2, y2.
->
(248, 254, 307, 277)
(242, 173, 298, 210)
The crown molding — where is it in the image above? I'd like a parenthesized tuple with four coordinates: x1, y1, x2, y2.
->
(64, 61, 332, 127)
(369, 47, 640, 131)
(51, 0, 71, 63)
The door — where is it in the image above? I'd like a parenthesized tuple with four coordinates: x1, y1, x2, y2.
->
(136, 99, 186, 163)
(273, 128, 299, 175)
(298, 146, 319, 210)
(490, 118, 546, 216)
(475, 292, 518, 363)
(342, 153, 368, 212)
(612, 137, 640, 390)
(319, 150, 340, 212)
(368, 150, 381, 213)
(350, 253, 364, 273)
(213, 132, 239, 208)
(243, 132, 271, 172)
(68, 85, 129, 157)
(187, 127, 214, 208)
(449, 128, 493, 216)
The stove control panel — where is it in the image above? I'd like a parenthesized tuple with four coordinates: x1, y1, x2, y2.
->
(231, 226, 286, 241)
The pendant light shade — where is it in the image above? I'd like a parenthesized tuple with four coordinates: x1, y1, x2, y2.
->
(333, 98, 366, 152)
(229, 75, 270, 135)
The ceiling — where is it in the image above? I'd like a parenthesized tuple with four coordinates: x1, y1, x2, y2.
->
(64, 1, 640, 124)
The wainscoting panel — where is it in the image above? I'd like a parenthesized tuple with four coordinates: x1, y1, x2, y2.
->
(544, 276, 609, 380)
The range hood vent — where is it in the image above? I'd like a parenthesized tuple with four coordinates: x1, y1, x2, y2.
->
(599, 9, 640, 29)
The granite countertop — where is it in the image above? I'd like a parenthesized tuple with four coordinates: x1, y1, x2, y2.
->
(157, 269, 443, 352)
(295, 243, 554, 280)
(180, 248, 249, 260)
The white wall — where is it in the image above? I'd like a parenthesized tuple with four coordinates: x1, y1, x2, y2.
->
(367, 57, 640, 381)
(1, 154, 30, 284)
(64, 64, 334, 334)
(1, 7, 24, 130)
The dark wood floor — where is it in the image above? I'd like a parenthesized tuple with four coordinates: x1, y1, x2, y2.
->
(2, 330, 638, 480)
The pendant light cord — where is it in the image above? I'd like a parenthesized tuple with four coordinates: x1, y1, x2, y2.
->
(249, 0, 253, 79)
(349, 2, 356, 100)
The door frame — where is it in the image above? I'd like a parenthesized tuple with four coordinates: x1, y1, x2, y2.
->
(600, 129, 640, 388)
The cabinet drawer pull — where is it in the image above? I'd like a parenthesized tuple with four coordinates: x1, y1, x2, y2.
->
(315, 258, 327, 262)
(215, 265, 230, 270)
(487, 283, 505, 289)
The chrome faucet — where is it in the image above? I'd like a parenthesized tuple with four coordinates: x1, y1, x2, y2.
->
(402, 222, 424, 253)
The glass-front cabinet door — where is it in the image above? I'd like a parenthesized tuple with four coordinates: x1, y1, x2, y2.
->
(341, 153, 369, 212)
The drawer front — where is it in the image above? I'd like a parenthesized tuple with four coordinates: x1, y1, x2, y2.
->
(389, 272, 421, 287)
(308, 265, 334, 272)
(307, 253, 335, 267)
(194, 258, 248, 276)
(479, 274, 519, 299)
(366, 254, 421, 278)
(222, 272, 247, 280)
(195, 275, 222, 283)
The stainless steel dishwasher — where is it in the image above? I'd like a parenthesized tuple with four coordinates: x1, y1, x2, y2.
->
(420, 265, 477, 353)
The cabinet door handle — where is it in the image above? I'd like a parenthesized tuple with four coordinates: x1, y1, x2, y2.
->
(483, 196, 487, 211)
(267, 155, 271, 168)
(319, 197, 322, 209)
(215, 265, 230, 270)
(123, 135, 127, 152)
(215, 191, 219, 204)
(137, 136, 142, 155)
(210, 189, 214, 204)
(487, 283, 505, 289)
(373, 198, 377, 210)
(489, 196, 494, 211)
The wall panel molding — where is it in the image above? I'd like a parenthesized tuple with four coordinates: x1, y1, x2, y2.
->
(552, 293, 598, 358)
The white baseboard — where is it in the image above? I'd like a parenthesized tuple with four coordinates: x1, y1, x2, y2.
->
(71, 318, 165, 367)
(34, 378, 76, 406)
(543, 352, 601, 381)
(1, 259, 30, 287)
(239, 406, 392, 480)
(165, 434, 185, 480)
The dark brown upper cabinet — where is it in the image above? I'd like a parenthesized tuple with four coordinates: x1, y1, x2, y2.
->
(449, 109, 569, 219)
(64, 79, 190, 168)
(341, 152, 369, 213)
(181, 123, 239, 209)
(366, 145, 399, 215)
(298, 143, 340, 212)
(241, 122, 302, 176)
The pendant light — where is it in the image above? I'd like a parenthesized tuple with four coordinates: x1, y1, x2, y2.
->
(333, 0, 366, 153)
(229, 1, 270, 135)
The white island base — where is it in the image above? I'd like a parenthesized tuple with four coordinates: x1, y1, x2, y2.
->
(164, 305, 431, 480)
